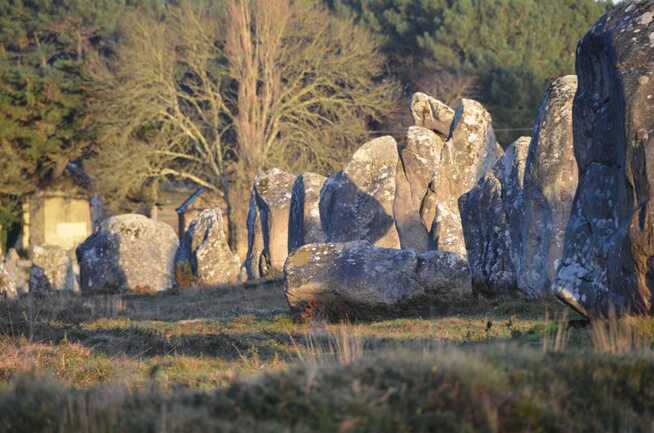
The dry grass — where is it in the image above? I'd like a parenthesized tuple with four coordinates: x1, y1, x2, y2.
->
(0, 285, 651, 390)
(0, 284, 654, 432)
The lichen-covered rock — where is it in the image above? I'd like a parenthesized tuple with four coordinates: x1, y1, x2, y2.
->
(553, 2, 654, 316)
(175, 209, 241, 288)
(29, 245, 79, 294)
(416, 250, 472, 298)
(0, 262, 17, 299)
(459, 137, 530, 296)
(289, 173, 327, 252)
(77, 214, 178, 294)
(245, 169, 296, 278)
(284, 241, 471, 318)
(394, 127, 444, 252)
(430, 99, 503, 257)
(2, 249, 28, 297)
(320, 137, 401, 249)
(519, 76, 578, 297)
(411, 92, 455, 137)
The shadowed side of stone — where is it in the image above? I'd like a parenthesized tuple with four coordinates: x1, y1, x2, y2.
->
(553, 1, 654, 317)
(288, 173, 327, 253)
(245, 169, 296, 279)
(320, 136, 401, 249)
(459, 137, 530, 297)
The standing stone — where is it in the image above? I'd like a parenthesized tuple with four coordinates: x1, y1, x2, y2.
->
(519, 76, 579, 297)
(245, 169, 296, 277)
(289, 173, 327, 252)
(394, 127, 445, 252)
(430, 99, 503, 257)
(175, 209, 241, 288)
(244, 192, 265, 280)
(459, 137, 530, 296)
(553, 1, 654, 316)
(320, 136, 401, 249)
(29, 245, 79, 294)
(0, 262, 17, 299)
(411, 92, 455, 137)
(3, 249, 28, 296)
(284, 240, 470, 317)
(77, 214, 178, 294)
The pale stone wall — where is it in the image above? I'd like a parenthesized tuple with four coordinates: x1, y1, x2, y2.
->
(43, 196, 92, 250)
(22, 192, 92, 251)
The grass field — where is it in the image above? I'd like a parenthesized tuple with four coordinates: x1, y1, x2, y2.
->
(1, 283, 654, 432)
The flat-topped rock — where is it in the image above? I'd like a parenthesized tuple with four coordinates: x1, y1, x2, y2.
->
(77, 214, 178, 294)
(284, 241, 471, 319)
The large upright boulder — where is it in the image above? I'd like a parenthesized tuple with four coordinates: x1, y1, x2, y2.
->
(244, 193, 266, 280)
(459, 137, 530, 296)
(519, 76, 579, 297)
(411, 92, 455, 137)
(77, 214, 178, 294)
(320, 136, 401, 249)
(289, 173, 327, 252)
(284, 240, 471, 318)
(245, 169, 296, 278)
(394, 127, 445, 252)
(29, 245, 79, 294)
(553, 1, 654, 316)
(430, 99, 503, 257)
(175, 209, 241, 288)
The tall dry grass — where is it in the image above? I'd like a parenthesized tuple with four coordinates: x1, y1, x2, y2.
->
(291, 322, 365, 367)
(590, 314, 651, 355)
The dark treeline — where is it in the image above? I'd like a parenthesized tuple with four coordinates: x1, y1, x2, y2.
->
(0, 0, 610, 252)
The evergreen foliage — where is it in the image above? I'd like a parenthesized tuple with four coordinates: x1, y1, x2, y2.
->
(329, 0, 611, 142)
(0, 0, 613, 248)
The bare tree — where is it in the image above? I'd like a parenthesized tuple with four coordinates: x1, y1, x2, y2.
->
(90, 0, 397, 257)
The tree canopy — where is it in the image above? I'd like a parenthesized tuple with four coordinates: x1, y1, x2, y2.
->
(0, 0, 612, 250)
(329, 0, 611, 142)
